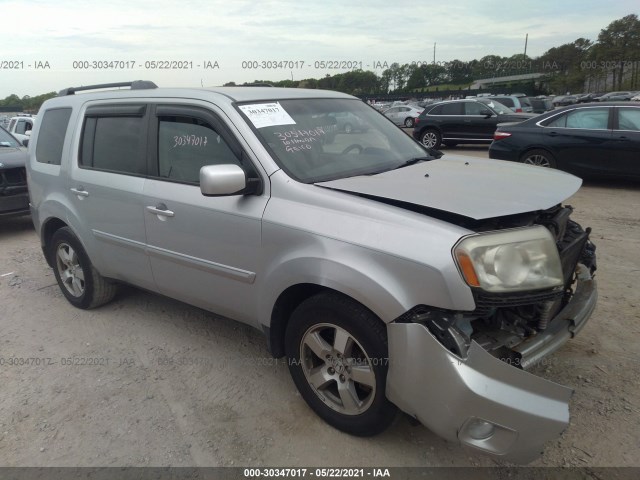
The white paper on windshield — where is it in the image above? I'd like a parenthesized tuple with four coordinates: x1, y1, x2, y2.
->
(238, 102, 296, 128)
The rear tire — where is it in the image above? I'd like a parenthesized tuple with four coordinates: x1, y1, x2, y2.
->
(520, 149, 556, 168)
(420, 129, 441, 149)
(404, 117, 415, 128)
(285, 292, 397, 436)
(50, 227, 117, 309)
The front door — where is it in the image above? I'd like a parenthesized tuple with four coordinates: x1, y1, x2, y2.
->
(143, 104, 268, 324)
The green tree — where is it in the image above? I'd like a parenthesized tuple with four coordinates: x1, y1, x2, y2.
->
(538, 39, 592, 93)
(594, 14, 640, 90)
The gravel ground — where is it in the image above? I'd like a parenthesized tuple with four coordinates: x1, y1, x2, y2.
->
(0, 148, 639, 468)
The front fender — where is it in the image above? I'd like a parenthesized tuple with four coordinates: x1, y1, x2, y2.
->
(258, 222, 460, 328)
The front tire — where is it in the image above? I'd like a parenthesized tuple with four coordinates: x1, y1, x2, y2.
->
(50, 227, 117, 309)
(285, 292, 397, 436)
(521, 149, 556, 168)
(420, 129, 441, 149)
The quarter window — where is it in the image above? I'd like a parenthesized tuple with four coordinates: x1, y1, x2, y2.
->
(36, 108, 72, 165)
(157, 116, 239, 184)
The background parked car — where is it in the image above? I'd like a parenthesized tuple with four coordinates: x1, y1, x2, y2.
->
(383, 105, 423, 127)
(632, 93, 640, 101)
(489, 102, 640, 178)
(412, 98, 534, 148)
(6, 114, 36, 145)
(598, 91, 636, 101)
(575, 93, 601, 103)
(552, 95, 578, 107)
(529, 97, 554, 114)
(329, 111, 369, 133)
(489, 95, 534, 113)
(0, 127, 30, 217)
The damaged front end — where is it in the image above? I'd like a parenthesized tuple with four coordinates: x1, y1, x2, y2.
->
(386, 205, 597, 463)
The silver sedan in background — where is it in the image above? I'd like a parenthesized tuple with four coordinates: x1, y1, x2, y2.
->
(383, 105, 424, 127)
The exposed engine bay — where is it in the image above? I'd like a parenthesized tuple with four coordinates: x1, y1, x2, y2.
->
(398, 204, 597, 369)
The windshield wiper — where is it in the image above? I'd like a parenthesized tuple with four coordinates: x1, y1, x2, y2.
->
(392, 156, 434, 170)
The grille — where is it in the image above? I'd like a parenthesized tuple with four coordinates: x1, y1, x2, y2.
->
(472, 288, 564, 316)
(1, 167, 27, 186)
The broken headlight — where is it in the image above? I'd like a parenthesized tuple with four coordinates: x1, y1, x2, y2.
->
(453, 226, 563, 293)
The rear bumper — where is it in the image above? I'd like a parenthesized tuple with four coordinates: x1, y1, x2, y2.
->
(386, 266, 597, 463)
(487, 143, 519, 162)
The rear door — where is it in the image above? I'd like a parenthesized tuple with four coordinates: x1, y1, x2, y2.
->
(611, 106, 640, 177)
(542, 106, 613, 176)
(433, 102, 464, 139)
(384, 107, 402, 125)
(69, 103, 155, 291)
(142, 103, 268, 325)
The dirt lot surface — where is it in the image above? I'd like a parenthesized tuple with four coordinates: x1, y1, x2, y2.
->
(1, 148, 639, 469)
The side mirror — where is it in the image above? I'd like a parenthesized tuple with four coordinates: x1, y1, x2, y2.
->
(479, 109, 493, 118)
(200, 164, 247, 196)
(22, 138, 29, 147)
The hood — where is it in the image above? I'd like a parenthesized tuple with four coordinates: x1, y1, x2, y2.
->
(0, 146, 28, 169)
(316, 156, 581, 221)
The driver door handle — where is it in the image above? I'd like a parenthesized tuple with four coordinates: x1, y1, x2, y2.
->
(70, 187, 89, 197)
(146, 204, 175, 217)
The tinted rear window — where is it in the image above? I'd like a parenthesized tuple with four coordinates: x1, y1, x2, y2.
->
(494, 97, 515, 107)
(36, 108, 72, 165)
(440, 103, 463, 115)
(80, 116, 146, 175)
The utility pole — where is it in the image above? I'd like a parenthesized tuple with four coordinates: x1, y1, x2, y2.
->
(524, 34, 528, 58)
(433, 43, 436, 64)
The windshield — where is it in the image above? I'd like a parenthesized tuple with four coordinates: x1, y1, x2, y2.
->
(236, 98, 432, 183)
(0, 127, 20, 147)
(477, 98, 515, 115)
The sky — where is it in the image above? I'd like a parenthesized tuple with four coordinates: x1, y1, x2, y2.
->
(0, 0, 638, 97)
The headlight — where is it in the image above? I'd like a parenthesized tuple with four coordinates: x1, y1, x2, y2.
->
(454, 226, 563, 293)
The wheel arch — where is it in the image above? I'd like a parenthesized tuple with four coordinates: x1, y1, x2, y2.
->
(41, 217, 69, 267)
(262, 259, 410, 358)
(268, 283, 344, 358)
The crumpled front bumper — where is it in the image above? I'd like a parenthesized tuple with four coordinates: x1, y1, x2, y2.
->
(386, 265, 597, 463)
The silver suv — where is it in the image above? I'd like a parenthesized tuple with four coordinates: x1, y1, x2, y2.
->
(27, 81, 597, 463)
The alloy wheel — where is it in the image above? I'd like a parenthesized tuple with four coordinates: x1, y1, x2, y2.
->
(299, 323, 376, 415)
(523, 154, 551, 167)
(55, 243, 85, 297)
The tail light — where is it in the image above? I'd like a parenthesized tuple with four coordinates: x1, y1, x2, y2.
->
(515, 108, 523, 112)
(493, 131, 512, 141)
(414, 118, 420, 125)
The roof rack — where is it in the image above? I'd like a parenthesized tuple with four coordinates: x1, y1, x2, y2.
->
(58, 80, 158, 96)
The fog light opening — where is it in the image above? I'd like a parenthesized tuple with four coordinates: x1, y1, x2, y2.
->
(467, 419, 496, 440)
